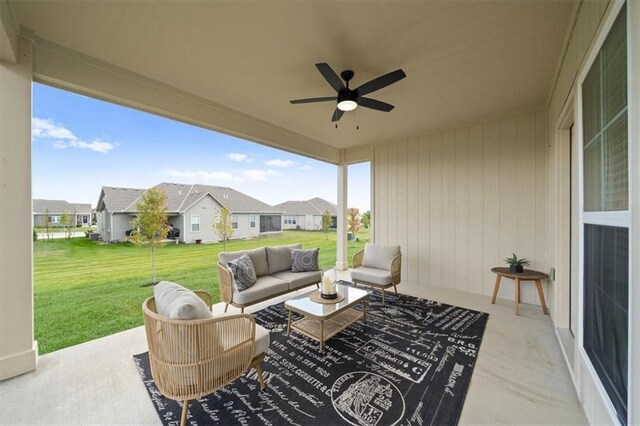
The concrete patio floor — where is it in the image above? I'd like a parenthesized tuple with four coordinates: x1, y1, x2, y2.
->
(0, 272, 587, 425)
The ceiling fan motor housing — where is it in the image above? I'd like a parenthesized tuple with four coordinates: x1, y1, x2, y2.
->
(337, 89, 358, 104)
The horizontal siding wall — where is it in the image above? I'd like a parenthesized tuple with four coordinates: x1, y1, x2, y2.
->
(374, 111, 548, 305)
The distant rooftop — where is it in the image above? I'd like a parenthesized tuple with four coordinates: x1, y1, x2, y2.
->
(33, 199, 92, 215)
(274, 197, 337, 216)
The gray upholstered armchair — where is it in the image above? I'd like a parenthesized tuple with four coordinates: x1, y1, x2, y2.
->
(351, 243, 402, 304)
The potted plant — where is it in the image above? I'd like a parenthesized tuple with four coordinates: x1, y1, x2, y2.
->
(504, 253, 530, 273)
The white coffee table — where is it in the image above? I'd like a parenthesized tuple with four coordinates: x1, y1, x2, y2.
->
(284, 284, 370, 353)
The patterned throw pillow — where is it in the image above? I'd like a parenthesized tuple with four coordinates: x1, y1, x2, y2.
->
(291, 248, 319, 272)
(227, 253, 257, 292)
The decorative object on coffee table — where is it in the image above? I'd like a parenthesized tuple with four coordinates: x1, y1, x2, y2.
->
(504, 253, 530, 273)
(320, 269, 338, 299)
(285, 285, 369, 353)
(491, 267, 549, 315)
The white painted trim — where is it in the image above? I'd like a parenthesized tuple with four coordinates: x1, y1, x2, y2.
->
(0, 344, 37, 381)
(626, 0, 640, 423)
(28, 34, 340, 165)
(582, 211, 631, 227)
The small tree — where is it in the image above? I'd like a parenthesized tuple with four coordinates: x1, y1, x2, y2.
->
(321, 210, 333, 240)
(43, 208, 51, 241)
(214, 207, 234, 251)
(131, 188, 170, 285)
(361, 210, 371, 229)
(348, 208, 361, 234)
(62, 210, 76, 239)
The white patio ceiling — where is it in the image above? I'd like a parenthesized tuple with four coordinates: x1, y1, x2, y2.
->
(11, 1, 573, 156)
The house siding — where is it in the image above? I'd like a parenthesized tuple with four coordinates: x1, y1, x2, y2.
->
(373, 111, 548, 307)
(183, 196, 220, 243)
(111, 213, 133, 242)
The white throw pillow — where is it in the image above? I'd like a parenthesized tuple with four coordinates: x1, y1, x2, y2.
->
(154, 281, 212, 320)
(362, 243, 401, 271)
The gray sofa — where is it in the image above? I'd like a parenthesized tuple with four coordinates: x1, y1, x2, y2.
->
(217, 244, 321, 312)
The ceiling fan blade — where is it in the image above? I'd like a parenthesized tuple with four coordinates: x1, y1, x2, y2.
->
(331, 108, 344, 122)
(289, 96, 336, 104)
(355, 69, 406, 96)
(316, 63, 345, 93)
(357, 97, 395, 112)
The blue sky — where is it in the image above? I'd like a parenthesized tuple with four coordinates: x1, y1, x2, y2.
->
(32, 83, 370, 212)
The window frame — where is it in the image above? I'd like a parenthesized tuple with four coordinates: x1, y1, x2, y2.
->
(231, 214, 239, 229)
(190, 215, 200, 233)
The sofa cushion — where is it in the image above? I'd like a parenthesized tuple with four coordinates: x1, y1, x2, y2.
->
(227, 253, 257, 292)
(219, 247, 268, 277)
(154, 281, 212, 320)
(266, 244, 302, 274)
(291, 248, 319, 272)
(233, 275, 289, 305)
(351, 267, 393, 286)
(273, 270, 322, 291)
(362, 243, 401, 271)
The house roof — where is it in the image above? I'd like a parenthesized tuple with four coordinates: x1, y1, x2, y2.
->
(97, 183, 282, 214)
(33, 199, 92, 215)
(97, 187, 146, 212)
(275, 197, 337, 216)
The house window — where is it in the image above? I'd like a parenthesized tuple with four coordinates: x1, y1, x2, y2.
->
(284, 215, 297, 225)
(231, 215, 239, 229)
(581, 6, 628, 425)
(49, 216, 60, 223)
(190, 215, 200, 232)
(260, 215, 281, 233)
(250, 215, 256, 228)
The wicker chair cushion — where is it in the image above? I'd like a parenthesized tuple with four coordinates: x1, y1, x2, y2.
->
(154, 281, 212, 320)
(266, 244, 302, 274)
(351, 266, 393, 286)
(227, 254, 257, 292)
(272, 270, 322, 291)
(362, 243, 401, 271)
(219, 247, 269, 277)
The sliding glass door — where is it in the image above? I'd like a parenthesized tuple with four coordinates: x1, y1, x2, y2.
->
(581, 5, 629, 424)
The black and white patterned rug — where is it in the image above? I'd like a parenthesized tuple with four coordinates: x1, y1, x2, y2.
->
(134, 289, 488, 425)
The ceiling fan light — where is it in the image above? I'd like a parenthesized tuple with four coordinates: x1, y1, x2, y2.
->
(337, 100, 358, 112)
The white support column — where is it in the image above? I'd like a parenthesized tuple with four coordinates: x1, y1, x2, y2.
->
(336, 160, 348, 271)
(0, 36, 37, 381)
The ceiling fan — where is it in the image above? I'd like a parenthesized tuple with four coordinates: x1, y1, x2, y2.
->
(290, 63, 406, 122)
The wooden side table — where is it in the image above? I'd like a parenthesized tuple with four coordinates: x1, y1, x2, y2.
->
(491, 267, 549, 315)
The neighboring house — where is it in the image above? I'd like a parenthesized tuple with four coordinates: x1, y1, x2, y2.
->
(96, 182, 283, 243)
(33, 199, 93, 227)
(274, 197, 337, 230)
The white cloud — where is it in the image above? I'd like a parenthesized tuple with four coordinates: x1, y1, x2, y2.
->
(227, 153, 247, 162)
(32, 117, 116, 154)
(298, 163, 313, 171)
(164, 170, 233, 182)
(264, 159, 294, 168)
(227, 153, 255, 163)
(242, 169, 280, 182)
(32, 118, 78, 141)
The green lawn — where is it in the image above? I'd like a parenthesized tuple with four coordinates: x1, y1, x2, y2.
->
(34, 229, 369, 354)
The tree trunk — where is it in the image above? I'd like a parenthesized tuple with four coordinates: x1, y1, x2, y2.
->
(151, 245, 156, 284)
